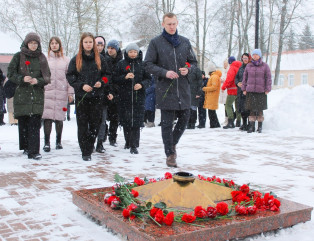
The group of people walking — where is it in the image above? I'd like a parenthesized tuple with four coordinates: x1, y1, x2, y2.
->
(2, 12, 272, 168)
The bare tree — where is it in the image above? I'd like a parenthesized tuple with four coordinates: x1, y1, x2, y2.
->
(273, 0, 302, 85)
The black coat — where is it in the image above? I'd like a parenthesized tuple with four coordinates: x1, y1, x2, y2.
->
(0, 68, 5, 114)
(188, 67, 203, 107)
(66, 51, 110, 101)
(144, 34, 198, 110)
(105, 50, 123, 104)
(235, 63, 248, 113)
(113, 50, 151, 128)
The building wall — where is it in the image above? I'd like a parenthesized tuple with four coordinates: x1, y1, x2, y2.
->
(271, 70, 314, 88)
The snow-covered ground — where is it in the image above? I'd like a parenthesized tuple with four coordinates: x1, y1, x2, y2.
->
(0, 85, 314, 241)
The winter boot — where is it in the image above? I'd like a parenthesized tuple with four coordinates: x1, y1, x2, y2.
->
(239, 118, 247, 131)
(166, 154, 177, 168)
(43, 135, 51, 152)
(109, 134, 117, 147)
(223, 119, 235, 129)
(56, 134, 63, 149)
(247, 122, 255, 133)
(96, 139, 105, 153)
(236, 119, 241, 127)
(130, 147, 139, 154)
(257, 122, 263, 133)
(186, 123, 192, 129)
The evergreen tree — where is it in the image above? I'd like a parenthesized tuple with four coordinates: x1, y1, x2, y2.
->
(299, 23, 314, 50)
(286, 28, 296, 51)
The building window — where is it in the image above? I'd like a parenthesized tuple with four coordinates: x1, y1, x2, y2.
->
(279, 74, 284, 86)
(288, 74, 294, 86)
(301, 73, 308, 85)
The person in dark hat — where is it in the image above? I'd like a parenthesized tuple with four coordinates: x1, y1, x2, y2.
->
(235, 53, 251, 131)
(7, 32, 51, 160)
(104, 39, 123, 147)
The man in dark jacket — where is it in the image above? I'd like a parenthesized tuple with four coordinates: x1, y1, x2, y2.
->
(144, 12, 198, 167)
(105, 40, 123, 147)
(0, 68, 5, 125)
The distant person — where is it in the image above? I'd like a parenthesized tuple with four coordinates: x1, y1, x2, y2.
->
(42, 37, 74, 152)
(202, 63, 221, 128)
(114, 43, 151, 154)
(103, 39, 122, 147)
(94, 36, 115, 153)
(196, 71, 208, 128)
(221, 56, 242, 129)
(0, 68, 5, 125)
(7, 32, 51, 160)
(235, 53, 251, 131)
(242, 49, 271, 133)
(186, 67, 202, 129)
(219, 58, 229, 126)
(66, 32, 109, 161)
(144, 75, 156, 127)
(144, 12, 197, 167)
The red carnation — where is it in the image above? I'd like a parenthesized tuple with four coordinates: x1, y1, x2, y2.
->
(122, 208, 130, 218)
(127, 203, 138, 211)
(206, 207, 217, 219)
(194, 206, 207, 218)
(25, 61, 31, 66)
(184, 62, 191, 68)
(216, 202, 229, 216)
(106, 195, 119, 206)
(102, 76, 108, 84)
(240, 184, 250, 194)
(182, 213, 196, 223)
(163, 212, 174, 226)
(154, 209, 164, 224)
(235, 205, 247, 215)
(62, 107, 67, 112)
(126, 65, 131, 71)
(247, 205, 257, 215)
(131, 189, 139, 198)
(150, 207, 159, 217)
(164, 172, 172, 179)
(134, 177, 145, 186)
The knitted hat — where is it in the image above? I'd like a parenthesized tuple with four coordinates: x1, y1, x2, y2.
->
(95, 36, 105, 46)
(207, 62, 216, 73)
(228, 56, 236, 64)
(125, 43, 140, 53)
(24, 32, 41, 45)
(252, 49, 262, 58)
(107, 39, 120, 52)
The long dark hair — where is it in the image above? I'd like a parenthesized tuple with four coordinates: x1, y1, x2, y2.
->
(76, 32, 101, 72)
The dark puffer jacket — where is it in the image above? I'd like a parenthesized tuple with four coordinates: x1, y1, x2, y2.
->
(7, 46, 50, 118)
(188, 67, 203, 107)
(144, 34, 197, 110)
(104, 49, 123, 104)
(66, 51, 109, 101)
(235, 63, 248, 113)
(0, 68, 5, 115)
(113, 50, 151, 128)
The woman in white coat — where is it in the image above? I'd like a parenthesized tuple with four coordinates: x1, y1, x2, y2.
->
(42, 37, 74, 152)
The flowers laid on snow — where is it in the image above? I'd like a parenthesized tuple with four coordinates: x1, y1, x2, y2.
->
(101, 173, 281, 227)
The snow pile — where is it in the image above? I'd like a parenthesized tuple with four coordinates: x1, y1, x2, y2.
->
(265, 84, 314, 134)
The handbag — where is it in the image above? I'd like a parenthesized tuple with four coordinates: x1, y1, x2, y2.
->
(3, 79, 17, 99)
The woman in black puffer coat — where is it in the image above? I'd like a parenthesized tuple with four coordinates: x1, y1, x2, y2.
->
(113, 43, 151, 154)
(66, 32, 110, 161)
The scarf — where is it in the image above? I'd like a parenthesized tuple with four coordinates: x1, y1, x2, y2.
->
(162, 29, 181, 48)
(252, 58, 262, 66)
(19, 46, 51, 84)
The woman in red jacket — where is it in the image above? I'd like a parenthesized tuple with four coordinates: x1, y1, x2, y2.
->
(221, 56, 242, 129)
